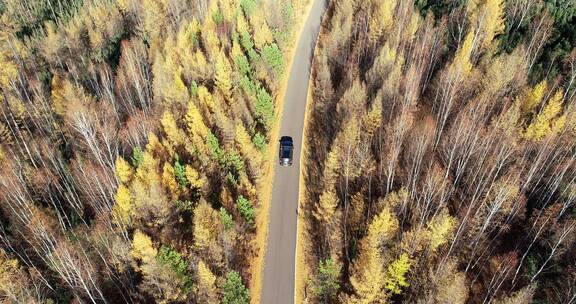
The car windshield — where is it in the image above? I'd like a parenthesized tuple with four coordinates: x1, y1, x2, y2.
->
(281, 146, 292, 158)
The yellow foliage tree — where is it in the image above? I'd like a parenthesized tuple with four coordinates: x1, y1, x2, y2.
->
(203, 31, 220, 59)
(193, 201, 219, 249)
(237, 10, 249, 33)
(146, 132, 163, 155)
(197, 260, 218, 303)
(334, 118, 363, 180)
(185, 165, 206, 190)
(493, 99, 521, 137)
(198, 86, 217, 114)
(113, 184, 132, 225)
(185, 101, 210, 140)
(348, 204, 400, 303)
(0, 250, 39, 303)
(141, 0, 167, 51)
(453, 32, 474, 75)
(314, 187, 343, 261)
(127, 147, 172, 225)
(50, 74, 80, 116)
(190, 17, 201, 35)
(523, 90, 565, 140)
(401, 206, 455, 254)
(369, 0, 397, 41)
(161, 162, 181, 199)
(378, 187, 407, 209)
(85, 1, 124, 55)
(551, 113, 567, 135)
(117, 0, 129, 11)
(426, 210, 457, 251)
(384, 253, 411, 295)
(406, 13, 420, 41)
(191, 49, 210, 79)
(135, 151, 160, 181)
(231, 37, 244, 59)
(383, 54, 405, 96)
(239, 174, 258, 200)
(368, 206, 399, 243)
(521, 80, 547, 114)
(434, 260, 469, 304)
(171, 69, 190, 103)
(152, 42, 189, 105)
(235, 124, 262, 177)
(161, 111, 186, 148)
(349, 192, 367, 231)
(250, 10, 274, 49)
(176, 19, 200, 52)
(221, 0, 236, 21)
(131, 230, 157, 264)
(185, 100, 211, 161)
(314, 188, 339, 225)
(115, 156, 133, 183)
(42, 21, 62, 61)
(215, 51, 233, 100)
(362, 102, 383, 137)
(322, 149, 341, 188)
(478, 0, 505, 50)
(481, 48, 525, 98)
(0, 45, 17, 87)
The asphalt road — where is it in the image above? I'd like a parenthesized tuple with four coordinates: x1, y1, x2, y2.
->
(260, 0, 326, 303)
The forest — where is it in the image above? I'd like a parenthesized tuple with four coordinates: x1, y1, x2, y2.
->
(302, 0, 576, 303)
(0, 0, 302, 302)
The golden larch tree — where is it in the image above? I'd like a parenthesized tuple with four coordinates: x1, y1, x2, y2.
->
(115, 156, 133, 183)
(161, 110, 187, 149)
(131, 230, 157, 264)
(193, 200, 220, 249)
(478, 0, 505, 50)
(347, 204, 400, 304)
(383, 253, 411, 295)
(161, 162, 181, 200)
(369, 0, 397, 42)
(215, 51, 234, 101)
(250, 10, 274, 49)
(234, 124, 263, 178)
(113, 184, 132, 225)
(314, 188, 339, 226)
(521, 80, 547, 114)
(185, 165, 207, 191)
(426, 209, 457, 252)
(197, 260, 218, 303)
(434, 260, 469, 304)
(523, 90, 565, 140)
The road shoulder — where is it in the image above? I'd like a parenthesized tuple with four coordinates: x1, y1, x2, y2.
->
(295, 3, 330, 302)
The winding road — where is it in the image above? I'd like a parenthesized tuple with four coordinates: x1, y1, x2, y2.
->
(260, 0, 326, 303)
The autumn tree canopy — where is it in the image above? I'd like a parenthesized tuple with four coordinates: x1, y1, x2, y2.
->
(301, 0, 576, 303)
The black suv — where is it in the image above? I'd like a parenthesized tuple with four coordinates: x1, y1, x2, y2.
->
(279, 136, 294, 166)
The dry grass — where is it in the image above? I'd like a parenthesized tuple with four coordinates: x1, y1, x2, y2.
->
(249, 1, 316, 303)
